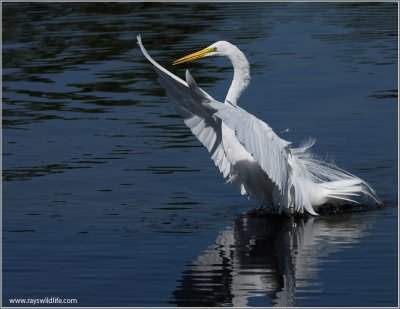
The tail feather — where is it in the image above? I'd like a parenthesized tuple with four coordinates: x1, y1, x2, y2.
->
(291, 139, 381, 211)
(318, 178, 376, 205)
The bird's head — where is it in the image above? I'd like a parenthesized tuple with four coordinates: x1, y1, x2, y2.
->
(173, 41, 234, 65)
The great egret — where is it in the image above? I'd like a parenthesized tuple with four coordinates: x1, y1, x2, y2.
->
(137, 35, 380, 215)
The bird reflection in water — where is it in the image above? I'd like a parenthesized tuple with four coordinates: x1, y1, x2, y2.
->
(171, 211, 374, 307)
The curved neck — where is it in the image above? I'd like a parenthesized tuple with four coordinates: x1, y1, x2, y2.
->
(224, 48, 250, 106)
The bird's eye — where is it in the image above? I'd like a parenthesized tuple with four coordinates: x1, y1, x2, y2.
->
(213, 47, 217, 52)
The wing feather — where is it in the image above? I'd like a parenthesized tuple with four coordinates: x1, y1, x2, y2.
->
(137, 35, 231, 179)
(209, 101, 292, 194)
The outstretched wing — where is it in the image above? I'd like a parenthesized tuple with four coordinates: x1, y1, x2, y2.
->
(137, 35, 292, 196)
(209, 101, 292, 195)
(137, 35, 231, 178)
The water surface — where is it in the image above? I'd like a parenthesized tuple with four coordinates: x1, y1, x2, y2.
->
(2, 3, 398, 307)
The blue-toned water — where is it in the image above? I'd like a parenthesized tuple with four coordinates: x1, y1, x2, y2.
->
(2, 3, 398, 307)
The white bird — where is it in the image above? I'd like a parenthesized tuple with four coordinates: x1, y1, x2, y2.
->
(137, 35, 380, 215)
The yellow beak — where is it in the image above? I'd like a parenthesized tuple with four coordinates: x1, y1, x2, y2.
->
(173, 47, 215, 65)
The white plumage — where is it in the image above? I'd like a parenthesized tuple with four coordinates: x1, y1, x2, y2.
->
(137, 35, 380, 215)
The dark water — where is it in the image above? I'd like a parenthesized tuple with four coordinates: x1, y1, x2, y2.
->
(2, 3, 398, 307)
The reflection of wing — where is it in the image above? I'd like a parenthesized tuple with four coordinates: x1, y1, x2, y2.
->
(137, 35, 231, 178)
(171, 214, 373, 307)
